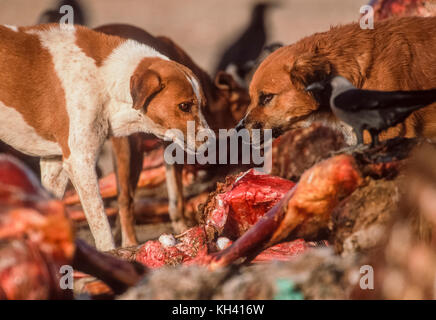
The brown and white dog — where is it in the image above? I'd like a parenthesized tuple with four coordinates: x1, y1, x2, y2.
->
(240, 17, 436, 145)
(0, 24, 209, 251)
(94, 24, 250, 246)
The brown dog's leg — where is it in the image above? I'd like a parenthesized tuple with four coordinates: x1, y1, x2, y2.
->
(112, 135, 143, 247)
(165, 162, 188, 233)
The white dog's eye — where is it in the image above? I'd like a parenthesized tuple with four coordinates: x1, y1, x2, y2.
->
(259, 93, 274, 106)
(178, 102, 193, 112)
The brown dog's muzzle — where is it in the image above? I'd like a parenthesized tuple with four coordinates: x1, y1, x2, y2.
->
(271, 126, 283, 138)
(236, 113, 264, 131)
(235, 117, 246, 132)
(241, 115, 283, 139)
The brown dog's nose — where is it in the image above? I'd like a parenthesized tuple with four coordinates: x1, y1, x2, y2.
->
(235, 117, 246, 131)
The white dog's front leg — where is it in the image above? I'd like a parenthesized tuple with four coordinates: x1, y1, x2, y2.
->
(40, 157, 69, 199)
(165, 163, 188, 233)
(63, 153, 115, 251)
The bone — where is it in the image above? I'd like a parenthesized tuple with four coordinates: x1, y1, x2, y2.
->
(216, 237, 232, 250)
(72, 239, 146, 295)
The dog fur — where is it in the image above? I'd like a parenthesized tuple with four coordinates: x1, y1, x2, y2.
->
(0, 24, 209, 251)
(242, 17, 436, 145)
(95, 24, 250, 245)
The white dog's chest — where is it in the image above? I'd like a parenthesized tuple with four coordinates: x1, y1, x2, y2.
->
(0, 100, 62, 157)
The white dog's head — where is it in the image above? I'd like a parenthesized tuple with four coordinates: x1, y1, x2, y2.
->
(111, 57, 210, 152)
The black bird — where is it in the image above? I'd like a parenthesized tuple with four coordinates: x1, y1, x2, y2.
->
(243, 41, 284, 84)
(38, 0, 87, 25)
(306, 76, 436, 146)
(214, 2, 277, 84)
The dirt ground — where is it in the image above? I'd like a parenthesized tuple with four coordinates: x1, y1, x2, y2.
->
(1, 0, 367, 73)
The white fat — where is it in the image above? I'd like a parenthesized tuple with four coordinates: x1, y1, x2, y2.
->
(216, 237, 231, 250)
(234, 169, 253, 184)
(159, 234, 177, 247)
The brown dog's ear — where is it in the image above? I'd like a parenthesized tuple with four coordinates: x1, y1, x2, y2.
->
(214, 71, 240, 91)
(288, 54, 332, 89)
(215, 70, 250, 105)
(130, 70, 163, 111)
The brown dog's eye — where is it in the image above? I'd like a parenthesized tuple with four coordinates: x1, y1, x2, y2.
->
(259, 93, 274, 106)
(179, 102, 193, 113)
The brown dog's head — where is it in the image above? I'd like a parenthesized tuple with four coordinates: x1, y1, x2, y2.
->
(240, 45, 334, 138)
(129, 57, 210, 152)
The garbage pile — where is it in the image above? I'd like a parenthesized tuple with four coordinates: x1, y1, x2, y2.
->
(4, 121, 434, 299)
(1, 0, 436, 300)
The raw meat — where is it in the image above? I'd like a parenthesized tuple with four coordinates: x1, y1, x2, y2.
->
(203, 169, 295, 239)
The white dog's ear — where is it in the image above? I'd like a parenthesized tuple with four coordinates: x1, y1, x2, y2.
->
(130, 70, 163, 111)
(287, 53, 332, 89)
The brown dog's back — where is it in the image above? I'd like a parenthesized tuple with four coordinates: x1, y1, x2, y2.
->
(332, 17, 436, 139)
(250, 17, 436, 141)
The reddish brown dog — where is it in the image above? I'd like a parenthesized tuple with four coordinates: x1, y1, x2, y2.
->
(94, 24, 250, 246)
(241, 17, 436, 145)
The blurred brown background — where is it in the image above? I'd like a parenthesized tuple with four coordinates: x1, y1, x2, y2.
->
(0, 0, 366, 74)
